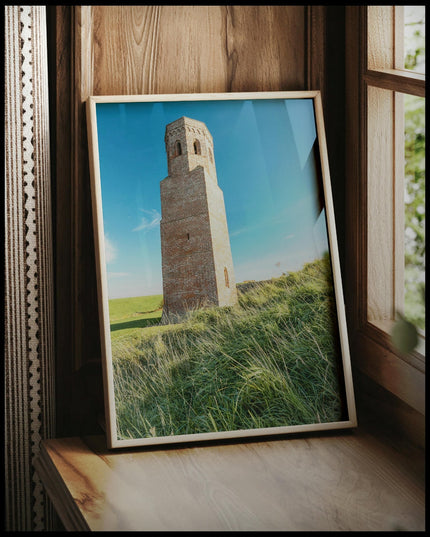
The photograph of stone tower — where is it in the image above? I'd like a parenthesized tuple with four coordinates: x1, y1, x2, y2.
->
(92, 95, 352, 446)
(160, 116, 237, 319)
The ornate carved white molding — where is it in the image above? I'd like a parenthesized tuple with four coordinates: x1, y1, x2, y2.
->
(4, 5, 55, 531)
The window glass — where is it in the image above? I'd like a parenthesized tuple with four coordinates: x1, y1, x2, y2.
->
(404, 93, 425, 331)
(404, 6, 425, 74)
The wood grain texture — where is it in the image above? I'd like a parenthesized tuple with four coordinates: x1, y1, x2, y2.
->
(393, 91, 405, 317)
(87, 5, 306, 96)
(37, 432, 425, 532)
(323, 7, 347, 273)
(48, 6, 77, 437)
(367, 85, 395, 321)
(72, 7, 102, 374)
(307, 6, 326, 102)
(367, 6, 395, 70)
(353, 325, 425, 415)
(353, 368, 425, 451)
(364, 69, 425, 97)
(345, 6, 367, 333)
(34, 451, 89, 531)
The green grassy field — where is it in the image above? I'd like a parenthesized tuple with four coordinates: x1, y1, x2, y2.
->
(109, 294, 163, 340)
(109, 254, 346, 441)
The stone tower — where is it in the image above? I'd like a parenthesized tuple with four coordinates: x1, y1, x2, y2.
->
(160, 116, 237, 319)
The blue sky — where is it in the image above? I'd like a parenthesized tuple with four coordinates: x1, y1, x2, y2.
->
(96, 97, 330, 300)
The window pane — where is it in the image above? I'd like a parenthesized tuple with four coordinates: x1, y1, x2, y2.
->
(404, 93, 425, 331)
(404, 6, 425, 74)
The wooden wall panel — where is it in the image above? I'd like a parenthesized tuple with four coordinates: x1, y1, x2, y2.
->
(84, 6, 306, 97)
(49, 5, 334, 437)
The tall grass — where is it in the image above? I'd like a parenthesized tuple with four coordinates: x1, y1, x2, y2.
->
(112, 254, 345, 440)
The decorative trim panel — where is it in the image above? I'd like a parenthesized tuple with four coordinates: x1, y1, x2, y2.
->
(4, 5, 55, 531)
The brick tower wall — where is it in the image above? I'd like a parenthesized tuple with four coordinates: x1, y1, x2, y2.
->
(160, 167, 218, 315)
(160, 116, 237, 318)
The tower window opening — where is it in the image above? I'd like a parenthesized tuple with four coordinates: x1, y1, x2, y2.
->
(193, 139, 201, 155)
(187, 233, 190, 240)
(224, 267, 230, 288)
(175, 141, 182, 156)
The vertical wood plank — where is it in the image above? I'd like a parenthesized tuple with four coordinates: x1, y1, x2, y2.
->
(307, 6, 326, 99)
(48, 6, 104, 437)
(323, 7, 347, 273)
(393, 6, 405, 70)
(367, 6, 395, 70)
(47, 5, 74, 437)
(367, 86, 395, 321)
(72, 6, 100, 373)
(394, 93, 405, 314)
(345, 6, 367, 333)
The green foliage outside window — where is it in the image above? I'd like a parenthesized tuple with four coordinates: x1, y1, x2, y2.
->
(403, 9, 425, 332)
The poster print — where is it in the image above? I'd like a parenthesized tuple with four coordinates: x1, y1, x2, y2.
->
(87, 91, 357, 448)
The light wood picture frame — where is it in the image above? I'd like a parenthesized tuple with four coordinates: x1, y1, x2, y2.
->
(86, 91, 357, 449)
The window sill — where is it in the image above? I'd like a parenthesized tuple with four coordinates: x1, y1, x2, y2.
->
(34, 431, 425, 531)
(368, 318, 425, 369)
(351, 322, 425, 415)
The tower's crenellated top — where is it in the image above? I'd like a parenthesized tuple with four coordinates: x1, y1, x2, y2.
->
(164, 116, 217, 181)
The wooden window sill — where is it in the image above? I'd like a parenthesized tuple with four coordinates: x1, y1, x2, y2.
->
(368, 318, 425, 367)
(34, 429, 425, 531)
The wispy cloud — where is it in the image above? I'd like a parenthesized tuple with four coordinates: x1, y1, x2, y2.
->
(230, 223, 259, 237)
(284, 234, 295, 240)
(132, 209, 161, 232)
(230, 227, 247, 237)
(104, 234, 117, 264)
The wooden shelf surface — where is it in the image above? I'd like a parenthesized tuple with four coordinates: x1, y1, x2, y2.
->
(35, 429, 425, 532)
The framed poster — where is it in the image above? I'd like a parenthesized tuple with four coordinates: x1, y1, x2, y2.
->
(86, 91, 357, 449)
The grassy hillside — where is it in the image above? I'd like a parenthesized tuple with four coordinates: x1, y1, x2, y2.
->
(110, 255, 346, 441)
(109, 294, 163, 340)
